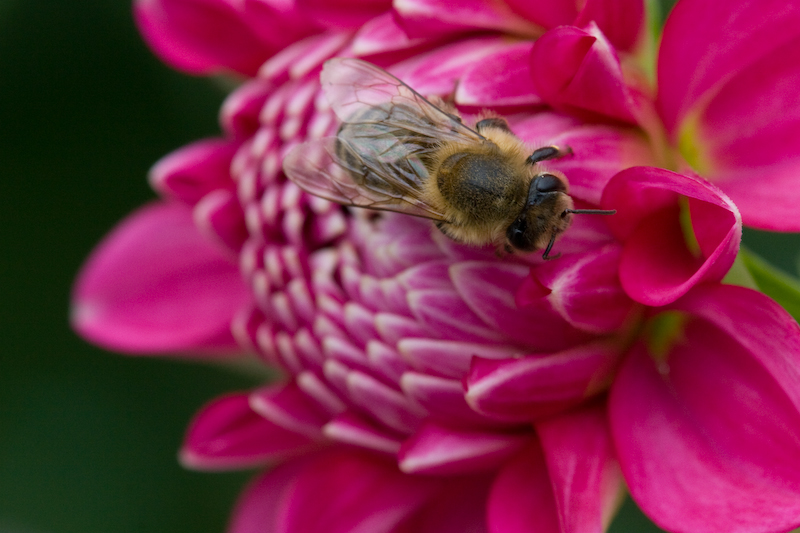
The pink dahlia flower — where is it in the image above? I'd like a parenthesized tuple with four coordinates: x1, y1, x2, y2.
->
(72, 0, 800, 532)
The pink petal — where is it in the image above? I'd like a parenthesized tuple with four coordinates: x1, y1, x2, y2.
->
(193, 189, 248, 252)
(179, 393, 315, 470)
(574, 0, 645, 52)
(390, 37, 511, 97)
(228, 457, 308, 533)
(346, 370, 428, 434)
(149, 138, 237, 205)
(350, 13, 426, 57)
(487, 441, 560, 533)
(133, 0, 271, 76)
(220, 81, 272, 140)
(400, 372, 509, 426)
(601, 167, 741, 306)
(530, 24, 639, 125)
(399, 422, 530, 475)
(536, 403, 624, 533)
(241, 0, 321, 50)
(685, 34, 800, 231)
(392, 0, 540, 40)
(465, 341, 623, 422)
(249, 381, 331, 438)
(455, 42, 542, 108)
(504, 0, 576, 29)
(657, 0, 800, 137)
(295, 0, 391, 29)
(610, 284, 800, 533)
(323, 412, 404, 455)
(399, 338, 521, 380)
(71, 202, 251, 354)
(395, 475, 492, 533)
(533, 243, 638, 333)
(450, 262, 593, 351)
(278, 448, 440, 533)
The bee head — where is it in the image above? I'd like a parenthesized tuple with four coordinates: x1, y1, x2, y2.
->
(505, 173, 573, 253)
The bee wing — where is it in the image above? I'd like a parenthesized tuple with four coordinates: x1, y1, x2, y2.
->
(283, 137, 448, 220)
(321, 57, 485, 145)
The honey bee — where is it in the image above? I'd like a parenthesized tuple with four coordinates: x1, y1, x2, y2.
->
(283, 58, 615, 259)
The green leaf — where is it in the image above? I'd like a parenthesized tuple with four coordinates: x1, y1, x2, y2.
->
(738, 248, 800, 322)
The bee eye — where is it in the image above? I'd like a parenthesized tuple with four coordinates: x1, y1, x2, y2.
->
(534, 174, 566, 193)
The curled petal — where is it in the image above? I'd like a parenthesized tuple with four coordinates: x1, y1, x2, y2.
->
(323, 412, 404, 455)
(149, 138, 237, 205)
(465, 341, 623, 422)
(611, 284, 800, 533)
(530, 24, 640, 125)
(71, 202, 250, 354)
(221, 81, 272, 140)
(601, 167, 741, 306)
(134, 0, 271, 76)
(657, 0, 800, 137)
(532, 243, 638, 333)
(180, 393, 315, 470)
(398, 422, 530, 475)
(536, 403, 625, 533)
(487, 441, 560, 533)
(393, 0, 540, 40)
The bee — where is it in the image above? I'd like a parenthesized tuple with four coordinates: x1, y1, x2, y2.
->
(283, 58, 615, 259)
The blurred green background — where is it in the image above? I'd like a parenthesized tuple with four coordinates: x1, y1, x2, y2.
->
(1, 2, 798, 532)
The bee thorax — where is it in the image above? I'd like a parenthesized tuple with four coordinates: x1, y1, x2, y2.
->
(435, 152, 525, 221)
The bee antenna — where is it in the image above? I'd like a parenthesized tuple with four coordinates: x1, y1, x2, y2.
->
(565, 208, 617, 215)
(541, 233, 560, 260)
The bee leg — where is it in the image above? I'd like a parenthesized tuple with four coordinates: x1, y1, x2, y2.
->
(526, 145, 573, 165)
(541, 233, 561, 261)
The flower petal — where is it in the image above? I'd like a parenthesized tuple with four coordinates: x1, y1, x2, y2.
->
(71, 202, 251, 354)
(455, 42, 542, 108)
(487, 441, 560, 533)
(450, 262, 593, 351)
(323, 411, 404, 454)
(180, 393, 315, 470)
(393, 0, 540, 40)
(249, 381, 331, 438)
(465, 341, 623, 422)
(149, 138, 237, 205)
(573, 0, 645, 52)
(610, 284, 800, 533)
(601, 167, 741, 306)
(227, 457, 307, 533)
(685, 33, 800, 231)
(533, 243, 638, 333)
(657, 0, 800, 137)
(398, 476, 492, 533)
(278, 449, 439, 533)
(530, 24, 639, 124)
(536, 403, 625, 533)
(399, 422, 530, 475)
(193, 189, 248, 252)
(133, 0, 271, 76)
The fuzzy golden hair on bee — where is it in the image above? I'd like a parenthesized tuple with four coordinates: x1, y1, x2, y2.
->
(282, 58, 615, 259)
